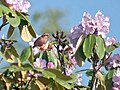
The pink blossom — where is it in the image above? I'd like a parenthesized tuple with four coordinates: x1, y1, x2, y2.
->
(5, 0, 31, 13)
(68, 24, 84, 47)
(76, 73, 82, 86)
(112, 68, 120, 90)
(33, 58, 46, 69)
(107, 54, 120, 69)
(47, 62, 55, 69)
(5, 0, 19, 5)
(105, 37, 115, 46)
(69, 11, 110, 47)
(65, 64, 75, 76)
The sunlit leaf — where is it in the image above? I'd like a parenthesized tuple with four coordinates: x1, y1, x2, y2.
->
(20, 25, 33, 42)
(74, 35, 85, 54)
(96, 71, 104, 82)
(35, 80, 46, 90)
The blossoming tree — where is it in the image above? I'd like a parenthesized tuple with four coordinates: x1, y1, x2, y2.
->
(0, 0, 120, 90)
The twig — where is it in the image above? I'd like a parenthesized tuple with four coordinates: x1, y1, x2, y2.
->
(0, 22, 9, 31)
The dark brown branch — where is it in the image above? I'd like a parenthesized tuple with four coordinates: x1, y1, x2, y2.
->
(0, 22, 9, 31)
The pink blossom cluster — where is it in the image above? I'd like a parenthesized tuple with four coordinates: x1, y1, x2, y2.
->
(29, 58, 55, 77)
(33, 58, 55, 69)
(69, 11, 110, 47)
(5, 0, 31, 13)
(112, 68, 120, 90)
(65, 57, 77, 76)
(64, 45, 77, 75)
(76, 73, 82, 86)
(105, 37, 115, 47)
(107, 54, 120, 70)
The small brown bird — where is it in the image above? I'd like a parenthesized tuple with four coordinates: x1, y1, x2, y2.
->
(33, 33, 50, 48)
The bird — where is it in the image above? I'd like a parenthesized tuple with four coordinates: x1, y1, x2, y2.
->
(33, 33, 50, 49)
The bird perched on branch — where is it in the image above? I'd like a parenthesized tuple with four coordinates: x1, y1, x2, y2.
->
(33, 33, 50, 49)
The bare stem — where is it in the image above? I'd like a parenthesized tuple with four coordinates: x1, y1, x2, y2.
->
(0, 22, 9, 31)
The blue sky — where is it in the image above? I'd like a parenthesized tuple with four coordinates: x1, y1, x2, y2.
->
(29, 0, 120, 85)
(29, 0, 120, 41)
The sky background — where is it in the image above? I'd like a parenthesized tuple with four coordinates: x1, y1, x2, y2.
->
(28, 0, 120, 85)
(0, 0, 120, 85)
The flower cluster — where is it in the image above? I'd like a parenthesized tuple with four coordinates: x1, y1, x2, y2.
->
(107, 54, 120, 70)
(112, 68, 120, 90)
(69, 11, 110, 47)
(65, 45, 77, 76)
(76, 73, 82, 86)
(33, 58, 55, 69)
(5, 0, 31, 13)
(105, 37, 115, 47)
(29, 58, 55, 77)
(33, 58, 47, 69)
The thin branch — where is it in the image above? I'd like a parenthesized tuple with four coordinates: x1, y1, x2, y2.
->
(0, 22, 9, 31)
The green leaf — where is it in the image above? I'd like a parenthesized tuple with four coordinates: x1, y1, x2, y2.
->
(0, 8, 2, 17)
(2, 65, 24, 72)
(97, 84, 105, 90)
(7, 14, 20, 27)
(115, 42, 120, 47)
(10, 46, 19, 57)
(105, 69, 116, 90)
(5, 49, 16, 62)
(20, 25, 33, 42)
(28, 25, 36, 38)
(35, 80, 46, 90)
(1, 64, 33, 72)
(0, 5, 10, 14)
(40, 51, 48, 61)
(75, 35, 85, 54)
(74, 35, 85, 66)
(7, 25, 15, 39)
(74, 44, 86, 66)
(20, 46, 31, 63)
(16, 11, 30, 23)
(83, 35, 95, 58)
(30, 81, 39, 90)
(47, 50, 58, 67)
(95, 36, 105, 59)
(86, 69, 93, 77)
(55, 78, 73, 89)
(106, 45, 116, 53)
(45, 69, 72, 81)
(42, 70, 56, 79)
(38, 77, 52, 85)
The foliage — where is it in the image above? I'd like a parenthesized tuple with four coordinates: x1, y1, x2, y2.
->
(0, 1, 120, 90)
